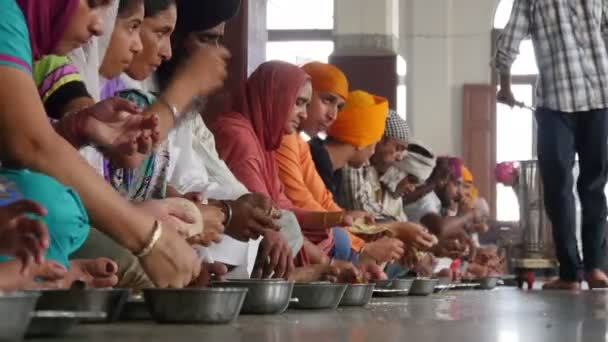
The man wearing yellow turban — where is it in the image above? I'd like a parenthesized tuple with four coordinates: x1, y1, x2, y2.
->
(310, 90, 389, 194)
(276, 63, 401, 263)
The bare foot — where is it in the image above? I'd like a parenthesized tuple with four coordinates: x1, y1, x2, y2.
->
(288, 264, 339, 282)
(64, 258, 119, 288)
(542, 278, 581, 291)
(586, 269, 608, 289)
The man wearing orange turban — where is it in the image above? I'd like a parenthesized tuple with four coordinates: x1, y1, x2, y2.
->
(277, 62, 349, 213)
(310, 90, 389, 195)
(276, 64, 400, 262)
(309, 90, 436, 260)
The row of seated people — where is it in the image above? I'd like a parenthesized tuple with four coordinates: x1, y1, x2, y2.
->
(0, 0, 499, 291)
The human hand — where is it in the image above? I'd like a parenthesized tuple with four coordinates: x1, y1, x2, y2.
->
(0, 200, 49, 273)
(396, 177, 417, 196)
(175, 45, 230, 97)
(78, 97, 160, 155)
(252, 229, 294, 279)
(138, 222, 201, 288)
(136, 199, 203, 238)
(226, 193, 279, 242)
(434, 238, 470, 259)
(388, 222, 438, 250)
(187, 204, 225, 246)
(496, 87, 518, 107)
(189, 261, 228, 287)
(360, 237, 405, 263)
(358, 263, 388, 282)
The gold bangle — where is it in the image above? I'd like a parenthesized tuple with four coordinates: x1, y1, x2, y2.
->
(135, 220, 163, 258)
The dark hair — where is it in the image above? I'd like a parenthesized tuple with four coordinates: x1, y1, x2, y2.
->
(144, 0, 176, 17)
(118, 0, 144, 17)
(156, 0, 241, 90)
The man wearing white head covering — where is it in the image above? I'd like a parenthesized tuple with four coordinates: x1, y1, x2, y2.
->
(381, 141, 437, 194)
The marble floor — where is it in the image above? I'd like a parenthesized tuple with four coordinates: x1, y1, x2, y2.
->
(28, 288, 608, 342)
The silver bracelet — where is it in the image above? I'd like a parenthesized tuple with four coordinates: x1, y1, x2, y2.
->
(220, 201, 233, 228)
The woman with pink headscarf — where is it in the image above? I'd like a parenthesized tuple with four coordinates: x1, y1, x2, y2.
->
(211, 61, 385, 282)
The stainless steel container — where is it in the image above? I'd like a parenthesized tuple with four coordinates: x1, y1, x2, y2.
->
(290, 283, 347, 310)
(30, 288, 129, 323)
(26, 311, 106, 337)
(339, 284, 375, 307)
(119, 295, 150, 321)
(0, 292, 39, 341)
(475, 277, 499, 290)
(408, 278, 438, 296)
(143, 288, 248, 324)
(212, 279, 294, 315)
(374, 279, 414, 291)
(517, 160, 553, 258)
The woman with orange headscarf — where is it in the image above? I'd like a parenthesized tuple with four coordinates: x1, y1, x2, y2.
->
(211, 61, 385, 282)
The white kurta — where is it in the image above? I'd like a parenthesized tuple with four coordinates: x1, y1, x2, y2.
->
(168, 113, 261, 278)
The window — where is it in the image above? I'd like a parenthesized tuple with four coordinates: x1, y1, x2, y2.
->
(267, 0, 333, 30)
(266, 41, 334, 65)
(396, 56, 407, 120)
(266, 0, 334, 64)
(496, 84, 535, 221)
(494, 0, 538, 221)
(494, 0, 514, 29)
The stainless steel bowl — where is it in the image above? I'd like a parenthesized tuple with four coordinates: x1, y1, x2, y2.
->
(476, 277, 499, 290)
(29, 288, 129, 323)
(0, 292, 39, 341)
(409, 278, 439, 296)
(375, 279, 414, 291)
(26, 311, 106, 337)
(290, 282, 348, 310)
(339, 284, 376, 307)
(212, 279, 294, 315)
(435, 277, 452, 286)
(119, 295, 151, 321)
(143, 288, 248, 324)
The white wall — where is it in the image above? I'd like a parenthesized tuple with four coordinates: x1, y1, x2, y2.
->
(401, 0, 500, 156)
(335, 0, 399, 36)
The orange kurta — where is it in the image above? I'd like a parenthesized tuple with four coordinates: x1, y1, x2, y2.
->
(276, 133, 365, 251)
